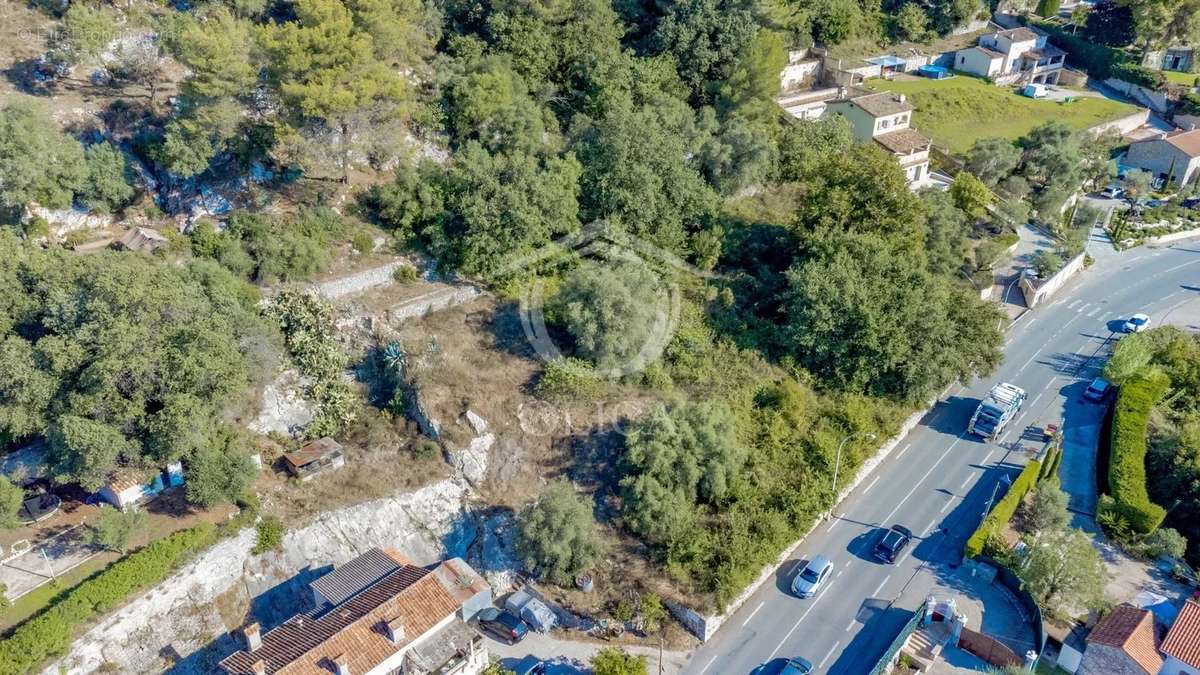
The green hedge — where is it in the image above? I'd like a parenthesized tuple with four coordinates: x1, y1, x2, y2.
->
(1110, 62, 1167, 90)
(0, 523, 219, 675)
(965, 458, 1042, 558)
(1031, 20, 1119, 80)
(1108, 370, 1170, 534)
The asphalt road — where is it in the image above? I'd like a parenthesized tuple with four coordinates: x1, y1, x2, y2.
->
(682, 239, 1200, 675)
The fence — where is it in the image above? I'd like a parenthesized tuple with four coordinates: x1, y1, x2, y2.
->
(869, 601, 926, 675)
(1087, 107, 1152, 136)
(977, 555, 1047, 654)
(960, 626, 1022, 668)
(1019, 252, 1086, 308)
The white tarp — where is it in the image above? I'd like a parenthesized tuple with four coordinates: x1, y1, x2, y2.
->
(504, 588, 557, 632)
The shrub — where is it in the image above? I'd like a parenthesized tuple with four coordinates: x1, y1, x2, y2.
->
(591, 647, 647, 675)
(392, 264, 419, 282)
(1031, 250, 1064, 278)
(641, 593, 666, 634)
(1108, 370, 1169, 534)
(0, 523, 217, 674)
(253, 516, 285, 555)
(1027, 481, 1070, 533)
(88, 506, 147, 553)
(413, 439, 441, 460)
(1146, 527, 1188, 560)
(965, 459, 1041, 558)
(351, 230, 375, 254)
(515, 481, 606, 585)
(534, 357, 605, 401)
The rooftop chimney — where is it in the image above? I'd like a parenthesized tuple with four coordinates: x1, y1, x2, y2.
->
(242, 622, 262, 652)
(333, 654, 351, 675)
(385, 617, 406, 645)
(251, 660, 266, 675)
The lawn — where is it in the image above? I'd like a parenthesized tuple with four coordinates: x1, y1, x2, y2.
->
(1163, 70, 1198, 87)
(866, 75, 1137, 155)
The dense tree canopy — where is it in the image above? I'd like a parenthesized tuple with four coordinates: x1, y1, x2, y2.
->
(0, 233, 271, 491)
(516, 480, 607, 584)
(0, 102, 87, 211)
(784, 233, 1004, 401)
(552, 261, 667, 374)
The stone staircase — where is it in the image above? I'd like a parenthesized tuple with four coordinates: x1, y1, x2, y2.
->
(901, 621, 953, 671)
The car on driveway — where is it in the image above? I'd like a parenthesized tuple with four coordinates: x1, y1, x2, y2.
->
(1123, 313, 1151, 333)
(511, 656, 545, 675)
(1083, 377, 1112, 403)
(476, 607, 529, 644)
(791, 555, 833, 598)
(873, 525, 913, 564)
(1100, 185, 1124, 199)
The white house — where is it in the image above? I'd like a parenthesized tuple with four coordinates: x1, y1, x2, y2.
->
(1160, 599, 1200, 675)
(98, 461, 184, 509)
(828, 90, 932, 187)
(1124, 128, 1200, 187)
(954, 27, 1066, 85)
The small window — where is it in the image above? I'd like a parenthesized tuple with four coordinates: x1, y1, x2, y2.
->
(880, 119, 889, 129)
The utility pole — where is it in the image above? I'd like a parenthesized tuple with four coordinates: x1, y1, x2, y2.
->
(832, 431, 878, 498)
(41, 547, 55, 582)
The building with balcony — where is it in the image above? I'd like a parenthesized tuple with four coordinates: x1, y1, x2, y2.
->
(828, 90, 932, 187)
(954, 27, 1065, 85)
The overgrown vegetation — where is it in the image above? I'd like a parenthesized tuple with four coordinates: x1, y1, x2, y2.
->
(266, 291, 356, 438)
(515, 480, 607, 585)
(1107, 369, 1170, 534)
(965, 458, 1042, 558)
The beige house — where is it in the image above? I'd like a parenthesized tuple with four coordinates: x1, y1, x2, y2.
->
(1123, 129, 1200, 187)
(828, 90, 932, 187)
(954, 27, 1065, 85)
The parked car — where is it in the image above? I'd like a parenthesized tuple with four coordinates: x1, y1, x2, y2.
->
(753, 657, 814, 675)
(1083, 377, 1112, 403)
(476, 607, 529, 644)
(1100, 185, 1124, 199)
(873, 525, 913, 564)
(791, 555, 833, 598)
(512, 656, 546, 675)
(1183, 198, 1200, 210)
(1123, 313, 1151, 333)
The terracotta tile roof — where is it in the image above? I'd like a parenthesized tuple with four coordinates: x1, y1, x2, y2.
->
(850, 91, 913, 117)
(1164, 129, 1200, 157)
(1162, 599, 1200, 669)
(220, 565, 454, 675)
(310, 548, 401, 607)
(283, 438, 343, 470)
(874, 128, 930, 156)
(430, 557, 493, 606)
(1087, 605, 1163, 674)
(106, 469, 150, 494)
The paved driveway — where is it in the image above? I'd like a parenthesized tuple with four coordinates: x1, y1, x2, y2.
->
(0, 525, 98, 601)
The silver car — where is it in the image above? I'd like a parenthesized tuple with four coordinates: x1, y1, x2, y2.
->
(791, 555, 833, 598)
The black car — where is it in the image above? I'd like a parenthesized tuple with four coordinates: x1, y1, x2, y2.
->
(873, 525, 913, 564)
(477, 607, 529, 644)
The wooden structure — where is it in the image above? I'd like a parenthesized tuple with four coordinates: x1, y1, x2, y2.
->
(282, 438, 345, 481)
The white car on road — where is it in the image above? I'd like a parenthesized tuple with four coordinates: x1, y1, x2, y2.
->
(1123, 313, 1151, 333)
(791, 555, 833, 598)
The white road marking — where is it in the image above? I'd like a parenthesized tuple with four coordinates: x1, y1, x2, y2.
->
(1087, 306, 1099, 317)
(895, 443, 911, 460)
(880, 433, 966, 526)
(1067, 299, 1080, 310)
(836, 569, 844, 578)
(768, 581, 838, 659)
(1160, 259, 1200, 276)
(872, 574, 892, 597)
(1017, 349, 1042, 373)
(697, 655, 718, 675)
(1029, 391, 1044, 408)
(1100, 311, 1111, 321)
(928, 519, 939, 535)
(743, 601, 765, 626)
(1076, 303, 1089, 313)
(844, 619, 857, 632)
(819, 641, 842, 669)
(862, 475, 881, 494)
(826, 518, 839, 533)
(960, 473, 975, 490)
(941, 497, 955, 513)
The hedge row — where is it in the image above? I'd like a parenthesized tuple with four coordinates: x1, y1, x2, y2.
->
(0, 523, 219, 675)
(1031, 20, 1167, 90)
(1108, 370, 1170, 534)
(965, 458, 1043, 558)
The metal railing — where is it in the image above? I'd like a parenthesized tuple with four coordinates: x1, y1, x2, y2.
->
(869, 601, 926, 675)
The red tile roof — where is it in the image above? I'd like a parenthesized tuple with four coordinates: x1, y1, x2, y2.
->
(1162, 599, 1200, 669)
(1087, 605, 1163, 674)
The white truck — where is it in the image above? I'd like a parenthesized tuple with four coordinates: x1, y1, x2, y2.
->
(968, 382, 1027, 441)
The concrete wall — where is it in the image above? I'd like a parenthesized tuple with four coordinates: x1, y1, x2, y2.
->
(1019, 253, 1086, 308)
(1163, 654, 1200, 675)
(1088, 108, 1150, 137)
(1057, 642, 1083, 673)
(828, 101, 879, 143)
(1104, 78, 1169, 114)
(780, 59, 821, 92)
